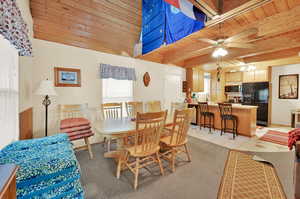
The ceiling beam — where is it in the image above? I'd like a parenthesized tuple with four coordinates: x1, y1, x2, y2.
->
(188, 0, 218, 18)
(205, 0, 272, 27)
(242, 47, 300, 63)
(163, 5, 300, 65)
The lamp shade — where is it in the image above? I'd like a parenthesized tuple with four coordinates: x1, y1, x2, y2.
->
(35, 80, 57, 96)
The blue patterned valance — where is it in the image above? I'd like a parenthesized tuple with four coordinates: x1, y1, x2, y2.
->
(0, 0, 33, 56)
(100, 63, 136, 81)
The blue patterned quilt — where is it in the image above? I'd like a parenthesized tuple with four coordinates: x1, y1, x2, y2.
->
(0, 134, 84, 199)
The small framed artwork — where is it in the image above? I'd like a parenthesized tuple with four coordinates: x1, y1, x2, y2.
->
(279, 74, 299, 99)
(54, 67, 81, 87)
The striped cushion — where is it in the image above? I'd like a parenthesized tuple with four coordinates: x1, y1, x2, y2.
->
(60, 118, 90, 129)
(61, 125, 91, 133)
(69, 131, 94, 141)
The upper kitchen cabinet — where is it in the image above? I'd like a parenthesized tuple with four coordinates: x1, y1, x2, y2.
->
(225, 72, 243, 82)
(243, 69, 269, 83)
(186, 67, 204, 92)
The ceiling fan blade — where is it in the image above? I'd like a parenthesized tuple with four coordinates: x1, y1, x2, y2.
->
(197, 38, 218, 45)
(184, 46, 215, 59)
(225, 42, 256, 49)
(224, 28, 258, 43)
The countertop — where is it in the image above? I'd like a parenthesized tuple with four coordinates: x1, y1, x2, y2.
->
(188, 103, 258, 110)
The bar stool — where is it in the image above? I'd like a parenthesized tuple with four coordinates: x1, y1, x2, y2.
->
(198, 102, 215, 133)
(218, 103, 238, 139)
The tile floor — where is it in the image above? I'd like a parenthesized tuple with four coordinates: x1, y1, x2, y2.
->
(188, 124, 293, 152)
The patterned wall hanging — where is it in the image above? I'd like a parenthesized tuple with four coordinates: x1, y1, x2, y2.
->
(0, 0, 33, 56)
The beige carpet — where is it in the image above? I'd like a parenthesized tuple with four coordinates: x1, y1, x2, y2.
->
(218, 150, 287, 199)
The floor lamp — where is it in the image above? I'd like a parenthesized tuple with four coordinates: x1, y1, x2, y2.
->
(35, 80, 57, 137)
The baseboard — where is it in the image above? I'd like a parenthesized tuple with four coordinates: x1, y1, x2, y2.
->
(270, 123, 291, 128)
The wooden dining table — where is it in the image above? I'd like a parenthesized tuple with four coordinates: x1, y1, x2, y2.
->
(94, 115, 174, 157)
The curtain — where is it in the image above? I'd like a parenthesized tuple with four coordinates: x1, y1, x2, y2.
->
(0, 36, 19, 149)
(0, 0, 32, 56)
(100, 63, 137, 81)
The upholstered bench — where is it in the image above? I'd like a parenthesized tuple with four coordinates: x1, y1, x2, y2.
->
(0, 134, 84, 198)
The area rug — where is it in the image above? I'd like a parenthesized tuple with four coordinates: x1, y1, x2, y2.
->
(259, 130, 288, 146)
(218, 150, 286, 199)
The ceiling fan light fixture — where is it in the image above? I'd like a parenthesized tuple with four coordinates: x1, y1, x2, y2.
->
(212, 47, 228, 58)
(240, 66, 247, 71)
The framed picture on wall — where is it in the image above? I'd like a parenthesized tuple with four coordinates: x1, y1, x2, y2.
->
(54, 67, 81, 87)
(279, 74, 299, 99)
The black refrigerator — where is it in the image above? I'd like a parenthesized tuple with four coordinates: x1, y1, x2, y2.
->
(242, 82, 269, 126)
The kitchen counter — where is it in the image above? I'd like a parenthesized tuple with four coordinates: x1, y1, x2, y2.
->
(188, 103, 257, 137)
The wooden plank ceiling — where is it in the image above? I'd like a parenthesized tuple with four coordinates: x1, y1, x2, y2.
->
(138, 0, 300, 70)
(30, 0, 142, 56)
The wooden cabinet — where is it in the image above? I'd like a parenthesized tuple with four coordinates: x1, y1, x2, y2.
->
(186, 67, 204, 92)
(243, 70, 268, 83)
(225, 72, 242, 82)
(254, 70, 268, 82)
(243, 71, 255, 82)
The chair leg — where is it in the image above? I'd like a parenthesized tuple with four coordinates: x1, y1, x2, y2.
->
(212, 115, 215, 131)
(224, 119, 227, 134)
(209, 116, 212, 133)
(220, 119, 223, 136)
(116, 158, 123, 179)
(156, 152, 164, 176)
(107, 138, 111, 152)
(199, 115, 202, 130)
(184, 144, 191, 162)
(232, 119, 235, 140)
(134, 157, 140, 190)
(171, 149, 176, 172)
(103, 137, 107, 147)
(84, 137, 93, 159)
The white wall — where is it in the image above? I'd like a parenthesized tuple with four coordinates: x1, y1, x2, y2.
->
(31, 39, 185, 145)
(271, 64, 300, 125)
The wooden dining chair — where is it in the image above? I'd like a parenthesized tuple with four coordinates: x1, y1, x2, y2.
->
(101, 103, 123, 119)
(170, 102, 188, 115)
(59, 104, 94, 159)
(125, 101, 143, 118)
(117, 111, 167, 189)
(160, 108, 193, 172)
(146, 101, 162, 112)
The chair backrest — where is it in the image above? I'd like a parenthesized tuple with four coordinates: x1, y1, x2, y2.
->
(198, 102, 209, 114)
(59, 104, 88, 120)
(147, 101, 161, 112)
(170, 102, 188, 115)
(218, 103, 233, 116)
(168, 108, 193, 146)
(295, 110, 300, 128)
(126, 101, 143, 118)
(133, 111, 167, 156)
(102, 103, 122, 119)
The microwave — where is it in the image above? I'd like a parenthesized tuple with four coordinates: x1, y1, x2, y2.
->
(225, 85, 241, 93)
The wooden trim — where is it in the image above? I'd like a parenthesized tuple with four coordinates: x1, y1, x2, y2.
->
(54, 67, 81, 87)
(0, 164, 18, 199)
(19, 107, 33, 140)
(268, 66, 272, 126)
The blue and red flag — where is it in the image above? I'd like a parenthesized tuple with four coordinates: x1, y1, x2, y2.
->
(164, 0, 206, 21)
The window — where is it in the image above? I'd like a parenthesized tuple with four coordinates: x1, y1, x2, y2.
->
(0, 36, 19, 149)
(102, 78, 133, 103)
(203, 72, 211, 94)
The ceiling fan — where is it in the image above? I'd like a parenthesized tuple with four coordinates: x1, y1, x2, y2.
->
(196, 27, 258, 58)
